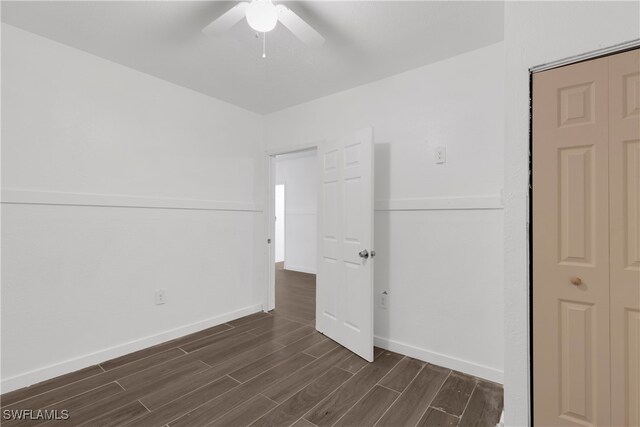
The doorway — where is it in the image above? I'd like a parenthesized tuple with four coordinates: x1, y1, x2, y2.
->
(275, 184, 285, 264)
(265, 127, 375, 361)
(271, 149, 318, 325)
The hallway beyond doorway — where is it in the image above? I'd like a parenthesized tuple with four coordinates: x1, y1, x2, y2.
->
(273, 262, 316, 326)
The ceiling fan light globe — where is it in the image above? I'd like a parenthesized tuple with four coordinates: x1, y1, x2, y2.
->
(245, 0, 278, 33)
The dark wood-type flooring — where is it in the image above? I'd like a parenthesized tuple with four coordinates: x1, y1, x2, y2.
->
(274, 262, 316, 326)
(0, 266, 503, 426)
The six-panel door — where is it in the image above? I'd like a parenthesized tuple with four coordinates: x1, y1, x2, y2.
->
(534, 48, 640, 426)
(533, 57, 611, 426)
(316, 127, 374, 362)
(609, 48, 640, 427)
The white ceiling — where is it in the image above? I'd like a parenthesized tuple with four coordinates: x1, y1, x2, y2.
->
(1, 1, 504, 114)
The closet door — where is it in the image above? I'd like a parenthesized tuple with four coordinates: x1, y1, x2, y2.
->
(610, 48, 640, 427)
(533, 57, 611, 426)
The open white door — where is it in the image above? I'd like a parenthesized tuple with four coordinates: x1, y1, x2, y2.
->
(316, 127, 374, 362)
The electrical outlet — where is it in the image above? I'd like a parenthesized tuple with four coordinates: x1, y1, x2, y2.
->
(379, 291, 389, 310)
(155, 289, 166, 305)
(434, 146, 446, 164)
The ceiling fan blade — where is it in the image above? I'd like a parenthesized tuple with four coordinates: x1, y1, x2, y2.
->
(276, 4, 325, 47)
(202, 2, 248, 36)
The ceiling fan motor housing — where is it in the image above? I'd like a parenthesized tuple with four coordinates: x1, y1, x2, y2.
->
(245, 0, 278, 33)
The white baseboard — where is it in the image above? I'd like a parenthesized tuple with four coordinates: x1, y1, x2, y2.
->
(283, 264, 316, 275)
(0, 304, 263, 394)
(374, 336, 504, 384)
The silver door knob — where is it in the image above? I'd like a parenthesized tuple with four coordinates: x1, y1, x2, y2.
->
(359, 249, 369, 259)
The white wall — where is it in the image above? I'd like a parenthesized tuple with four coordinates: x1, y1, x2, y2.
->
(275, 150, 317, 274)
(0, 24, 264, 391)
(264, 42, 506, 382)
(503, 2, 640, 425)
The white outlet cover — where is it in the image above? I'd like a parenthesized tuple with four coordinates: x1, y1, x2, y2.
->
(155, 289, 166, 305)
(379, 292, 388, 310)
(435, 146, 446, 164)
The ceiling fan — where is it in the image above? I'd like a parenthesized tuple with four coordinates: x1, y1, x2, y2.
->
(202, 0, 325, 51)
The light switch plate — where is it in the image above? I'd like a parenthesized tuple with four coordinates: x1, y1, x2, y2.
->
(435, 146, 446, 164)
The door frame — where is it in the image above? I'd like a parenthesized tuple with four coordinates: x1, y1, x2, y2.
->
(263, 142, 320, 312)
(528, 38, 640, 425)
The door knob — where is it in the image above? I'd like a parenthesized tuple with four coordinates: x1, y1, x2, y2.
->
(359, 249, 369, 259)
(570, 277, 583, 286)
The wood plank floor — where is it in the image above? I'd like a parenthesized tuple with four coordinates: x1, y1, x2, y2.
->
(0, 267, 503, 426)
(273, 262, 315, 325)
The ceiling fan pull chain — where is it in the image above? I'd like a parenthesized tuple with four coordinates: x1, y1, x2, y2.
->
(262, 32, 266, 58)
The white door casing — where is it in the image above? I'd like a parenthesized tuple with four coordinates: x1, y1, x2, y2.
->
(316, 127, 374, 362)
(266, 155, 276, 312)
